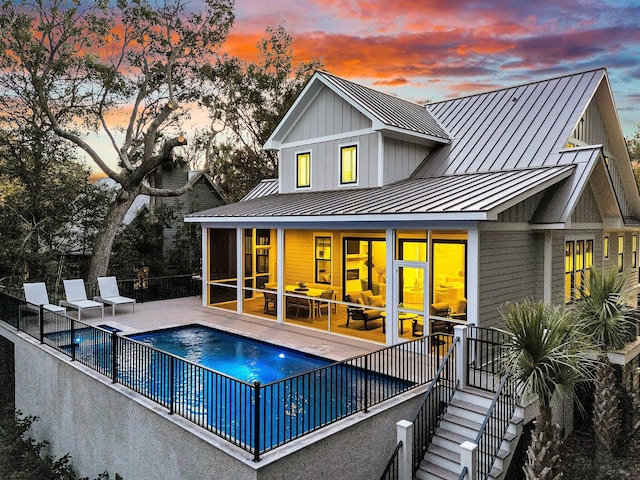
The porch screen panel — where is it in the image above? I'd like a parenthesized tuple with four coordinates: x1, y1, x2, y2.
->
(208, 228, 238, 304)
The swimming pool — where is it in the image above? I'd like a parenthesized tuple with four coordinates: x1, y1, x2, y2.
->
(46, 323, 415, 454)
(128, 325, 333, 383)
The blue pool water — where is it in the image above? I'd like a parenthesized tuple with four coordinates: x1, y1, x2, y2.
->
(128, 325, 333, 383)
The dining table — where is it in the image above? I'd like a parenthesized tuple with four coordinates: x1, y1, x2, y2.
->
(285, 285, 326, 318)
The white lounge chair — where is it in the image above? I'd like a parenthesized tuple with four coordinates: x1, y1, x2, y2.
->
(95, 276, 135, 316)
(61, 279, 104, 321)
(22, 282, 66, 315)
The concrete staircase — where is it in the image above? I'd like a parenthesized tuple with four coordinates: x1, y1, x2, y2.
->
(415, 388, 523, 480)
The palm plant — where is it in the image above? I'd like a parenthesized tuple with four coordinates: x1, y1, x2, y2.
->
(571, 268, 635, 456)
(499, 300, 595, 480)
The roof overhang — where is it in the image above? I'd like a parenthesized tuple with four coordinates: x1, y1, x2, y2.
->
(186, 165, 575, 225)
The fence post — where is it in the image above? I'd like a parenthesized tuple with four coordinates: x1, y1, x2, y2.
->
(253, 381, 261, 462)
(454, 325, 468, 390)
(364, 355, 369, 413)
(169, 356, 175, 415)
(111, 330, 118, 384)
(397, 419, 413, 480)
(460, 441, 478, 480)
(70, 319, 76, 361)
(39, 305, 44, 343)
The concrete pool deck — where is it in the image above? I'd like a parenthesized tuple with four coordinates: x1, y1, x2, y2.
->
(81, 296, 380, 361)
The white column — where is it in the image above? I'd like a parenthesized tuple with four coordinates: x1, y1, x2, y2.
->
(396, 419, 413, 480)
(454, 325, 468, 390)
(200, 225, 207, 307)
(467, 228, 479, 326)
(386, 229, 395, 346)
(277, 228, 285, 323)
(236, 228, 243, 314)
(460, 441, 478, 480)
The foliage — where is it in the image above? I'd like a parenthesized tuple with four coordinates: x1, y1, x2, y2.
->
(627, 123, 640, 163)
(499, 300, 594, 410)
(571, 268, 635, 352)
(498, 300, 596, 480)
(0, 128, 107, 289)
(0, 0, 235, 282)
(0, 408, 78, 480)
(109, 205, 178, 280)
(201, 24, 322, 201)
(167, 221, 202, 274)
(571, 267, 635, 456)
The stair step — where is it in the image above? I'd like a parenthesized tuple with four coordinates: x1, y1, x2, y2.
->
(449, 398, 491, 416)
(416, 460, 460, 480)
(428, 444, 460, 463)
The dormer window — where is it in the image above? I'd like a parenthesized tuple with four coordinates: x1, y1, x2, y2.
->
(296, 152, 311, 188)
(340, 145, 357, 184)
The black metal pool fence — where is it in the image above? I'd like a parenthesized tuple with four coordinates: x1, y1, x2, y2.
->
(0, 290, 450, 461)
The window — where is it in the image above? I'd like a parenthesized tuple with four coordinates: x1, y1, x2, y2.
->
(604, 236, 609, 258)
(340, 145, 357, 184)
(565, 239, 593, 303)
(315, 236, 331, 284)
(633, 235, 637, 269)
(296, 152, 310, 188)
(618, 236, 624, 273)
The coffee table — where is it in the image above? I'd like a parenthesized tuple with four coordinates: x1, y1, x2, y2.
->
(380, 311, 418, 334)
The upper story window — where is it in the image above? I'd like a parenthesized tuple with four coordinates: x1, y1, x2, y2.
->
(340, 145, 357, 185)
(618, 236, 624, 272)
(565, 239, 593, 303)
(296, 152, 311, 188)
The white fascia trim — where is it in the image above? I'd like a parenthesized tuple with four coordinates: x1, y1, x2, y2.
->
(375, 124, 450, 145)
(377, 132, 384, 187)
(529, 223, 569, 230)
(186, 212, 489, 224)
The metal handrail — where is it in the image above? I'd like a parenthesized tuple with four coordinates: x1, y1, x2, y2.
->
(458, 466, 469, 480)
(411, 336, 459, 474)
(473, 374, 519, 479)
(379, 440, 403, 480)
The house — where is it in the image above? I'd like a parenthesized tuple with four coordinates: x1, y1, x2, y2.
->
(150, 167, 226, 255)
(186, 67, 640, 346)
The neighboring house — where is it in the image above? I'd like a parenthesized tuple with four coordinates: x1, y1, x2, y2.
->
(151, 168, 226, 255)
(186, 67, 640, 346)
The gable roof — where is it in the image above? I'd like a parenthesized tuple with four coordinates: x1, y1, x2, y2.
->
(264, 71, 451, 150)
(414, 68, 605, 177)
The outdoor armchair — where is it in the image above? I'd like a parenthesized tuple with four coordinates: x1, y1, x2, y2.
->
(61, 279, 104, 321)
(22, 282, 66, 315)
(95, 276, 136, 316)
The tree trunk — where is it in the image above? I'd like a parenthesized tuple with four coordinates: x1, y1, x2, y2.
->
(523, 407, 563, 480)
(593, 358, 620, 456)
(86, 189, 138, 284)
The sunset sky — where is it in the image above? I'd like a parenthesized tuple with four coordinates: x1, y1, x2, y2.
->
(221, 0, 640, 136)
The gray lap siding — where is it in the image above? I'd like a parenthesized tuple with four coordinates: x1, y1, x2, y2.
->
(478, 231, 544, 328)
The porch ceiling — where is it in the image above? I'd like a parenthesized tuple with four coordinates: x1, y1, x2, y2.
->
(186, 165, 575, 223)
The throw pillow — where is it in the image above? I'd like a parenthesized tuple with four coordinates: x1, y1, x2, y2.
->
(369, 295, 384, 307)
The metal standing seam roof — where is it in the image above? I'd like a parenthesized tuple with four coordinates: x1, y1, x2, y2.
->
(414, 68, 605, 177)
(318, 71, 450, 141)
(186, 165, 575, 221)
(241, 179, 279, 201)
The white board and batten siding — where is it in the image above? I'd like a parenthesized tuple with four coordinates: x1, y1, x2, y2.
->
(283, 87, 371, 143)
(383, 137, 432, 185)
(478, 231, 545, 328)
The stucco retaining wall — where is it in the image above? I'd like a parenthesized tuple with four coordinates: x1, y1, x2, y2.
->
(1, 322, 425, 480)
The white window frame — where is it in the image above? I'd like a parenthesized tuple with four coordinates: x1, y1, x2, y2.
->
(295, 150, 311, 190)
(339, 142, 359, 187)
